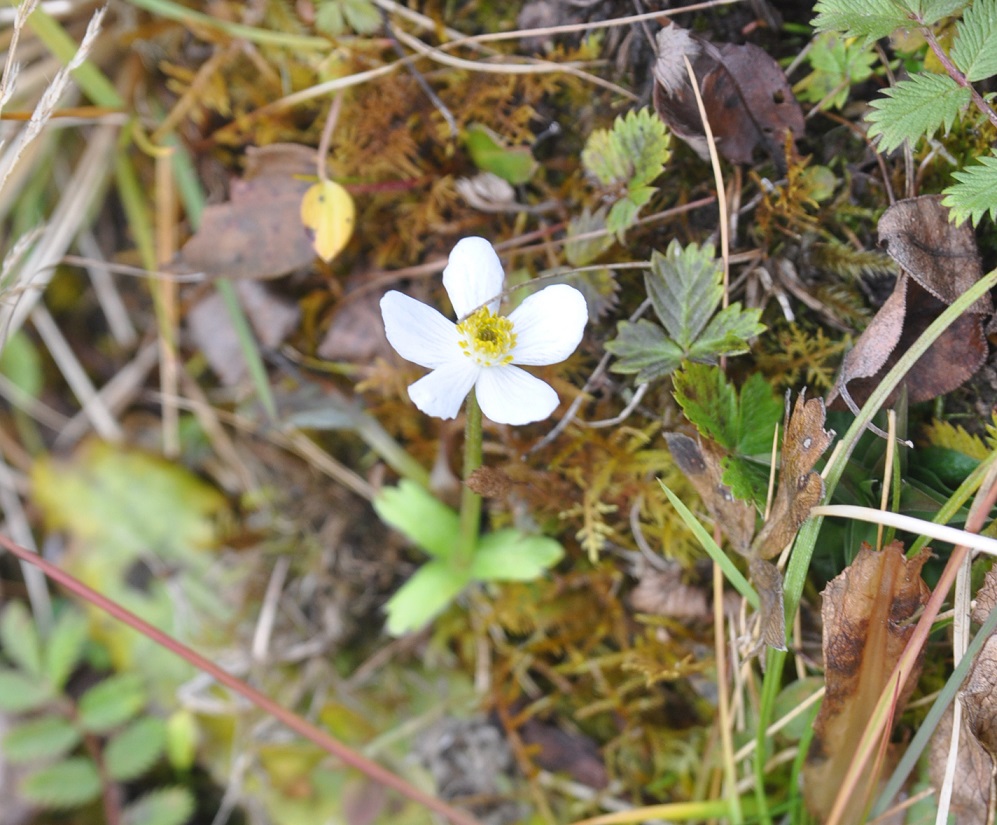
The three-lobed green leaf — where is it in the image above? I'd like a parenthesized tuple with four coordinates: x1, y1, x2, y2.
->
(607, 241, 764, 384)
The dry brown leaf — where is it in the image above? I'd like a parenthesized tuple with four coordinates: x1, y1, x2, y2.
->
(805, 541, 931, 824)
(175, 143, 317, 281)
(963, 633, 997, 763)
(751, 390, 834, 561)
(630, 561, 711, 622)
(828, 195, 992, 411)
(928, 707, 991, 825)
(972, 567, 997, 624)
(749, 557, 786, 651)
(652, 23, 804, 170)
(664, 432, 754, 555)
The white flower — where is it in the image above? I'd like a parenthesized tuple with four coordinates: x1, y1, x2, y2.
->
(380, 237, 588, 425)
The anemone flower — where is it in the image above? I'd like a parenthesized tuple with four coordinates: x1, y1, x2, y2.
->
(380, 237, 587, 425)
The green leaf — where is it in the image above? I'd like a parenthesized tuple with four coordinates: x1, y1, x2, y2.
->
(1, 601, 43, 677)
(951, 0, 997, 80)
(165, 709, 198, 772)
(20, 757, 102, 808)
(78, 672, 146, 733)
(685, 303, 765, 363)
(582, 107, 671, 237)
(0, 668, 53, 712)
(341, 0, 382, 34)
(0, 331, 44, 399)
(123, 787, 197, 825)
(812, 0, 912, 41)
(794, 33, 877, 110)
(469, 530, 564, 581)
(44, 608, 89, 691)
(942, 154, 997, 225)
(384, 561, 470, 636)
(917, 0, 970, 24)
(373, 480, 460, 560)
(673, 364, 739, 450)
(737, 373, 783, 457)
(866, 72, 971, 152)
(105, 717, 167, 782)
(605, 319, 684, 384)
(564, 206, 613, 266)
(646, 241, 723, 347)
(464, 124, 537, 185)
(3, 716, 81, 763)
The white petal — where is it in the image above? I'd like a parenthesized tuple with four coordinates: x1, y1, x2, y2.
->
(381, 291, 460, 369)
(408, 360, 480, 420)
(442, 237, 505, 318)
(508, 284, 588, 366)
(475, 365, 559, 425)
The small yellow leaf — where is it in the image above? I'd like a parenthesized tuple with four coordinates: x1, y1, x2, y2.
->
(300, 180, 355, 262)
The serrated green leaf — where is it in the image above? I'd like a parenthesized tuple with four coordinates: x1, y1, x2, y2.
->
(685, 303, 765, 362)
(0, 668, 53, 712)
(866, 72, 971, 152)
(812, 0, 911, 41)
(605, 319, 684, 384)
(917, 0, 969, 24)
(373, 480, 460, 560)
(384, 560, 470, 636)
(3, 715, 81, 763)
(20, 757, 101, 808)
(646, 242, 723, 346)
(124, 787, 196, 825)
(564, 206, 613, 267)
(78, 672, 146, 733)
(1, 601, 43, 677)
(469, 530, 564, 581)
(722, 456, 773, 504)
(737, 373, 783, 457)
(951, 0, 997, 80)
(942, 153, 997, 224)
(105, 716, 167, 781)
(795, 33, 877, 110)
(607, 199, 641, 240)
(673, 364, 739, 450)
(44, 608, 89, 691)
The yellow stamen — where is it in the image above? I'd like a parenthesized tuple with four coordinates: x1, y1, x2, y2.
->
(456, 307, 517, 366)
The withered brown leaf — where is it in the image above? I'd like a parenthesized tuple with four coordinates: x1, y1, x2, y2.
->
(750, 390, 835, 561)
(652, 23, 804, 170)
(664, 432, 754, 556)
(828, 195, 992, 412)
(929, 707, 991, 825)
(174, 143, 317, 281)
(805, 541, 931, 824)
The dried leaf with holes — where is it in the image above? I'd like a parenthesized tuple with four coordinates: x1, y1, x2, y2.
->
(751, 390, 835, 562)
(828, 195, 993, 411)
(174, 144, 317, 280)
(804, 541, 931, 823)
(652, 23, 804, 171)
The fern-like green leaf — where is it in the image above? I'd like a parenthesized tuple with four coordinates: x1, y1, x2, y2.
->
(20, 757, 102, 809)
(812, 0, 911, 41)
(951, 0, 997, 81)
(942, 153, 997, 224)
(2, 715, 81, 763)
(866, 72, 971, 152)
(105, 717, 167, 782)
(123, 787, 197, 825)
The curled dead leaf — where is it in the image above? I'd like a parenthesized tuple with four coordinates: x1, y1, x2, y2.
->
(828, 195, 992, 412)
(804, 541, 931, 824)
(652, 23, 804, 170)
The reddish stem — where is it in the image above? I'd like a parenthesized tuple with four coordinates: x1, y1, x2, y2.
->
(0, 534, 483, 825)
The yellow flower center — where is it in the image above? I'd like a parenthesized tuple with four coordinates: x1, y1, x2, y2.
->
(456, 307, 517, 366)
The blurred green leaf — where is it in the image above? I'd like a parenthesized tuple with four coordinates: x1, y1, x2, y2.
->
(165, 709, 199, 772)
(43, 608, 89, 691)
(105, 716, 167, 781)
(123, 787, 197, 825)
(20, 757, 102, 809)
(465, 124, 537, 185)
(3, 716, 81, 763)
(1, 601, 43, 677)
(384, 561, 470, 636)
(78, 672, 146, 733)
(469, 530, 564, 581)
(373, 480, 460, 560)
(0, 668, 53, 712)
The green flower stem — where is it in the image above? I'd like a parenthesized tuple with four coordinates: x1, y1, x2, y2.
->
(455, 390, 484, 569)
